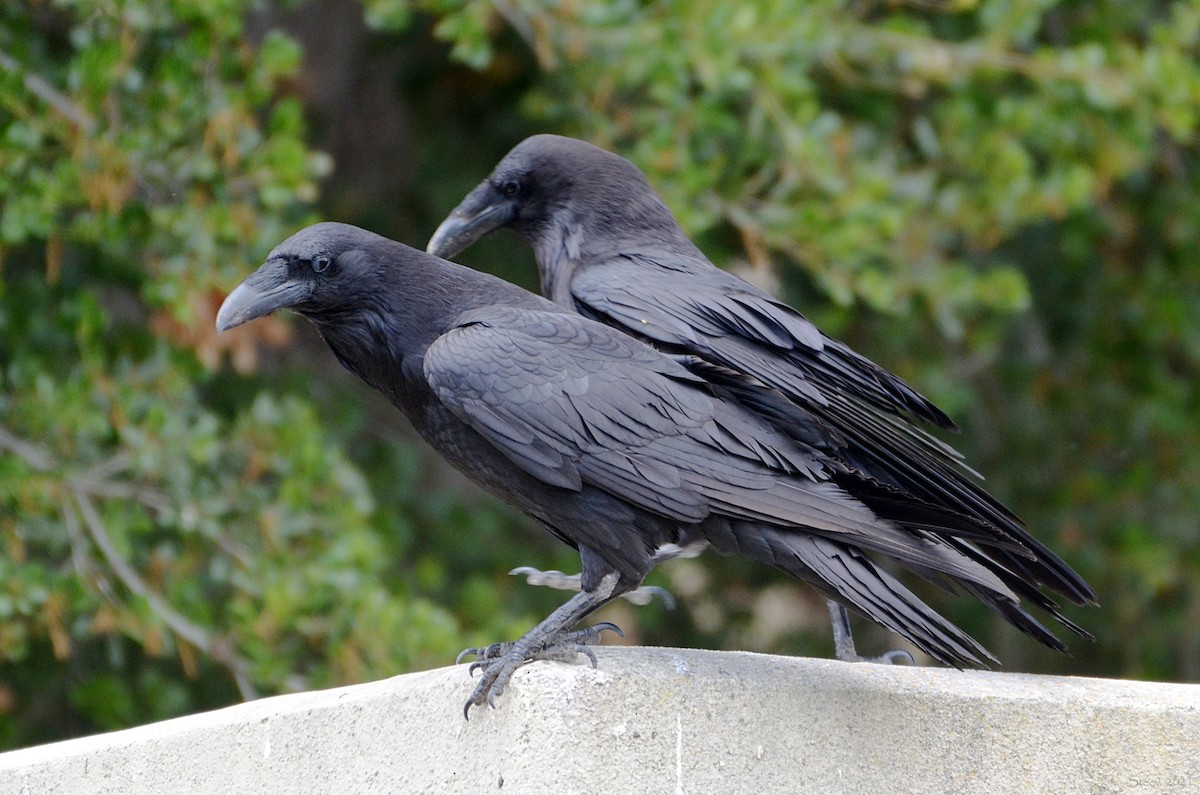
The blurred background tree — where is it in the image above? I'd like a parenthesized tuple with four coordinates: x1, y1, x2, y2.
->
(1, 0, 1197, 749)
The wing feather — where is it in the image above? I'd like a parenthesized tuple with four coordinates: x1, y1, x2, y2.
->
(424, 306, 849, 527)
(572, 257, 953, 426)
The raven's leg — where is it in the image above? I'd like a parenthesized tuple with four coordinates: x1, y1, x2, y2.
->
(509, 567, 676, 608)
(828, 601, 915, 664)
(456, 571, 624, 718)
(506, 540, 705, 608)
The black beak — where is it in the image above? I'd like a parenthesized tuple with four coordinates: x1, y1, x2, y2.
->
(216, 257, 312, 332)
(426, 182, 517, 260)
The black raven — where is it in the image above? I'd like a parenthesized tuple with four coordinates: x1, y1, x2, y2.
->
(427, 134, 1096, 661)
(221, 222, 1088, 717)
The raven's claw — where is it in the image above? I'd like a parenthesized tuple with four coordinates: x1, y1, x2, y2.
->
(457, 622, 623, 719)
(837, 647, 916, 665)
(457, 641, 509, 668)
(877, 649, 916, 665)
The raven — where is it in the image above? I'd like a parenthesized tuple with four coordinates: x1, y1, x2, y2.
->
(428, 134, 1096, 661)
(221, 222, 1089, 717)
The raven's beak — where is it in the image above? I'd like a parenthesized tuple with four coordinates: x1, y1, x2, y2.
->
(426, 182, 516, 260)
(216, 257, 311, 332)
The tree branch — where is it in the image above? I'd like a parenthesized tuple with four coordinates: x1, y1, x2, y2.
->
(0, 426, 260, 700)
(60, 494, 113, 601)
(0, 50, 96, 133)
(0, 427, 55, 471)
(71, 487, 259, 700)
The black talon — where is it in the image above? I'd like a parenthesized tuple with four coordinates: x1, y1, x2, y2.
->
(880, 649, 916, 665)
(592, 622, 623, 638)
(576, 644, 598, 667)
(628, 588, 676, 612)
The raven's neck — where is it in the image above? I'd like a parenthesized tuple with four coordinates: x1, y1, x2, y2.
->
(534, 208, 703, 308)
(308, 251, 539, 414)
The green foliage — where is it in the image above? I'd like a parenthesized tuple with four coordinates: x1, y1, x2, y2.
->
(0, 0, 461, 747)
(2, 0, 1199, 750)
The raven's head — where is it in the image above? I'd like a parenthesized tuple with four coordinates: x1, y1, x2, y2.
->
(216, 222, 391, 332)
(426, 134, 680, 264)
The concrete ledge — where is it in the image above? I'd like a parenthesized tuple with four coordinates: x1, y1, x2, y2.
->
(1, 647, 1197, 794)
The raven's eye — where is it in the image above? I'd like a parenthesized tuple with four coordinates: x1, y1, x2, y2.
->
(312, 255, 332, 274)
(500, 179, 520, 197)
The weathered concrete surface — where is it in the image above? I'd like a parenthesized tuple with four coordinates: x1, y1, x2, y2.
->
(0, 647, 1196, 795)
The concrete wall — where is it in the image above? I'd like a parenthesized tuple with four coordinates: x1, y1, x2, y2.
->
(0, 647, 1196, 794)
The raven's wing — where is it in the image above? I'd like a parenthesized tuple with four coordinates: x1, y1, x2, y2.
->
(426, 305, 1026, 588)
(424, 305, 883, 537)
(572, 253, 954, 427)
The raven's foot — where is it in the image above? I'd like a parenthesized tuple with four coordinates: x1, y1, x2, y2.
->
(837, 648, 916, 665)
(509, 566, 676, 608)
(456, 622, 623, 718)
(828, 600, 915, 665)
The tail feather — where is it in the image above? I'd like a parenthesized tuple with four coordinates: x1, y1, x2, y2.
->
(728, 524, 995, 667)
(717, 519, 1090, 664)
(680, 354, 1094, 656)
